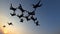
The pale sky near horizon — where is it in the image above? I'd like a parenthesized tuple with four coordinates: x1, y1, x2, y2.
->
(0, 0, 60, 34)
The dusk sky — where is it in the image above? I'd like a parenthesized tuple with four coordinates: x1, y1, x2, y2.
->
(0, 0, 60, 34)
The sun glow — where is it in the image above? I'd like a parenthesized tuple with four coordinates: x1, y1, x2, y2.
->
(4, 29, 8, 34)
(0, 15, 10, 34)
(0, 14, 25, 34)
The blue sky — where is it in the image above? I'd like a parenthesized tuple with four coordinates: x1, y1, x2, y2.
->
(0, 0, 60, 34)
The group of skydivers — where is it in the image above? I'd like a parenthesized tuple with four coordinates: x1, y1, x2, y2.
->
(3, 0, 42, 28)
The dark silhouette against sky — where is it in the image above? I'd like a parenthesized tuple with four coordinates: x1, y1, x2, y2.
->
(0, 0, 60, 34)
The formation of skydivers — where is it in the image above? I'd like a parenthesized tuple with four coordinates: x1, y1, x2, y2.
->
(3, 0, 42, 28)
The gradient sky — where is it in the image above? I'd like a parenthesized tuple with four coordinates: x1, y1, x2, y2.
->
(0, 0, 60, 34)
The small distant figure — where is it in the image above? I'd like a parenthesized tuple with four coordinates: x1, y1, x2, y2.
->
(20, 19, 24, 22)
(10, 3, 17, 12)
(8, 22, 13, 25)
(10, 12, 16, 16)
(3, 25, 6, 28)
(18, 4, 26, 13)
(24, 15, 31, 21)
(17, 14, 24, 18)
(31, 16, 37, 22)
(32, 0, 42, 10)
(27, 10, 35, 15)
(35, 21, 40, 26)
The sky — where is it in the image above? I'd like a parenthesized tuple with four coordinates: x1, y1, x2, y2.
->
(0, 0, 60, 34)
